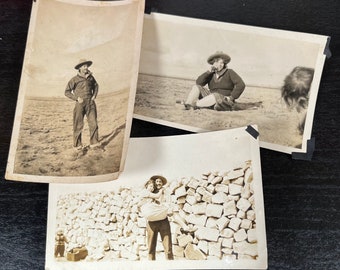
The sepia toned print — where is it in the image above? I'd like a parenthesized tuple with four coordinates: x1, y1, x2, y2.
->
(134, 13, 329, 154)
(46, 127, 267, 269)
(6, 0, 145, 183)
(54, 163, 257, 261)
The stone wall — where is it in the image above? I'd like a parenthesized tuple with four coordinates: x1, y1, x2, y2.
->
(56, 160, 258, 261)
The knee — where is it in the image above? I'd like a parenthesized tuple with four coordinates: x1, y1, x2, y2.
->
(191, 84, 200, 93)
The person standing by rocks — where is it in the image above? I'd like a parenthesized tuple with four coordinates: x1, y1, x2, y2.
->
(65, 59, 101, 150)
(54, 229, 68, 258)
(145, 175, 174, 260)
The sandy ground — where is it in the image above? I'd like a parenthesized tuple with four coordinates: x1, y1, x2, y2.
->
(13, 90, 129, 177)
(134, 74, 304, 148)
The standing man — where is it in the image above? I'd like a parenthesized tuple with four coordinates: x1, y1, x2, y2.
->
(54, 229, 68, 258)
(146, 175, 174, 260)
(65, 59, 100, 150)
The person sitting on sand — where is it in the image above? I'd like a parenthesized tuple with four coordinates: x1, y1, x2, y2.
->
(181, 51, 245, 111)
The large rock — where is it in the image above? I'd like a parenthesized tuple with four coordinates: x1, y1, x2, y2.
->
(202, 190, 213, 203)
(206, 217, 218, 228)
(208, 241, 222, 258)
(220, 228, 234, 238)
(206, 204, 224, 218)
(215, 184, 229, 194)
(177, 234, 194, 247)
(216, 216, 230, 231)
(197, 240, 208, 255)
(224, 169, 244, 180)
(212, 192, 228, 204)
(228, 217, 242, 231)
(247, 228, 257, 243)
(234, 229, 247, 242)
(221, 237, 234, 249)
(187, 214, 207, 226)
(191, 202, 207, 215)
(184, 243, 207, 260)
(236, 198, 252, 212)
(175, 185, 187, 199)
(173, 245, 185, 258)
(233, 241, 258, 257)
(229, 183, 243, 195)
(195, 227, 220, 242)
(223, 200, 237, 216)
(240, 219, 252, 230)
(210, 176, 223, 185)
(186, 195, 198, 205)
(247, 210, 256, 221)
(187, 178, 200, 189)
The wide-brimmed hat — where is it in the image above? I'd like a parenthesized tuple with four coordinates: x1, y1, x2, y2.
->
(74, 59, 93, 69)
(149, 175, 167, 186)
(207, 51, 231, 64)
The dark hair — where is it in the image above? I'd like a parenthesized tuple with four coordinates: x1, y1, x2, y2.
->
(281, 66, 314, 135)
(281, 66, 314, 111)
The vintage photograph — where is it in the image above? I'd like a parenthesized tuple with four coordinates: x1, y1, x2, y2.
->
(5, 0, 145, 183)
(45, 127, 267, 269)
(134, 13, 329, 154)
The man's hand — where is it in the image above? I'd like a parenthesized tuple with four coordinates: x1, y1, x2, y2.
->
(91, 96, 96, 101)
(77, 97, 84, 103)
(209, 65, 218, 73)
(224, 96, 234, 106)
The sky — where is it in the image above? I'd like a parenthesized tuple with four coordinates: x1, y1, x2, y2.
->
(139, 14, 325, 88)
(22, 0, 140, 97)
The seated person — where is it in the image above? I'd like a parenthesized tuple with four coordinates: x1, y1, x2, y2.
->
(183, 51, 245, 111)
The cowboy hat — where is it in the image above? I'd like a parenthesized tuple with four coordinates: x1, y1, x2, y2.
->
(149, 175, 167, 186)
(207, 51, 231, 64)
(74, 59, 93, 69)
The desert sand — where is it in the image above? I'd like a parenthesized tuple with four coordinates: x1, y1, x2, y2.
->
(134, 74, 304, 149)
(13, 90, 129, 177)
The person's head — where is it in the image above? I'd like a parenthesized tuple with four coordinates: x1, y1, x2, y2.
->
(281, 66, 314, 112)
(144, 179, 155, 192)
(212, 58, 226, 71)
(57, 229, 64, 235)
(155, 178, 164, 190)
(207, 51, 231, 71)
(78, 64, 89, 74)
(281, 66, 314, 135)
(74, 59, 93, 73)
(149, 175, 167, 190)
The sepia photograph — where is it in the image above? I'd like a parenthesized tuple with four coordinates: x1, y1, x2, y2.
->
(45, 127, 267, 270)
(5, 0, 145, 183)
(134, 13, 329, 154)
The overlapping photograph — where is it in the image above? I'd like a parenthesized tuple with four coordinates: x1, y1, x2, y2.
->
(6, 0, 145, 183)
(46, 127, 267, 269)
(134, 13, 330, 154)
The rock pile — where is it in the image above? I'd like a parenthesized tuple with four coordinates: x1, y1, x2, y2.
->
(56, 160, 258, 261)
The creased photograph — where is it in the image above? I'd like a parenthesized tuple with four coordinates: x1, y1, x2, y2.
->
(46, 126, 267, 269)
(5, 0, 145, 183)
(134, 13, 329, 154)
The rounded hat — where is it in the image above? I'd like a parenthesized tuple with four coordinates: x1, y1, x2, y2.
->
(207, 51, 231, 65)
(75, 59, 93, 69)
(150, 175, 167, 186)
